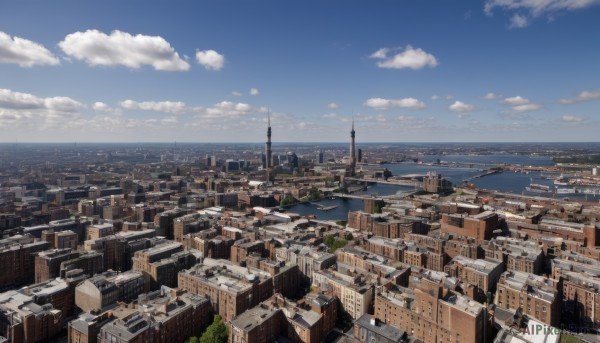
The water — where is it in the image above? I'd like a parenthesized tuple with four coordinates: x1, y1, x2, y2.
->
(418, 154, 554, 166)
(285, 197, 364, 221)
(284, 183, 416, 221)
(285, 154, 598, 220)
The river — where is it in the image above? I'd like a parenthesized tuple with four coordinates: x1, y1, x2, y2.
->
(285, 154, 599, 221)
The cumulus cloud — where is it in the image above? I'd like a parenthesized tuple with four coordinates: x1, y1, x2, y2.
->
(509, 14, 529, 28)
(431, 95, 440, 100)
(195, 49, 225, 71)
(250, 88, 259, 96)
(59, 29, 190, 71)
(92, 102, 122, 116)
(483, 92, 501, 100)
(484, 0, 600, 28)
(560, 89, 600, 104)
(512, 103, 542, 112)
(502, 95, 542, 112)
(327, 102, 339, 109)
(0, 88, 83, 112)
(502, 96, 530, 106)
(0, 88, 83, 128)
(232, 91, 243, 97)
(363, 97, 426, 110)
(370, 45, 438, 70)
(449, 101, 478, 113)
(0, 31, 59, 67)
(561, 114, 584, 122)
(200, 101, 253, 119)
(92, 102, 109, 111)
(119, 100, 189, 114)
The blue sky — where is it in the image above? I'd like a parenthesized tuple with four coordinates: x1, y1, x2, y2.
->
(0, 0, 599, 143)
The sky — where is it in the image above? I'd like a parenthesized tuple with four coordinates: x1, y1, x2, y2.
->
(0, 0, 599, 143)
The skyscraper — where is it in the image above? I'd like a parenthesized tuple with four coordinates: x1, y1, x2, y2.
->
(350, 119, 356, 175)
(265, 111, 272, 169)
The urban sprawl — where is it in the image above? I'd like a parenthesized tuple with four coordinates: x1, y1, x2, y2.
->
(1, 123, 600, 343)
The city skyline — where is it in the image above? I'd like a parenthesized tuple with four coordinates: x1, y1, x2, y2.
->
(1, 0, 600, 143)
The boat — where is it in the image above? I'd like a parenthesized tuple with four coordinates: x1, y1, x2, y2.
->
(525, 183, 551, 193)
(556, 188, 577, 194)
(317, 205, 338, 211)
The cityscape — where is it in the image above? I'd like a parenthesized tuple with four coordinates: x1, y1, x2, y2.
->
(1, 1, 600, 343)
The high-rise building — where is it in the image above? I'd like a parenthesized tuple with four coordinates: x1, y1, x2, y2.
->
(317, 149, 324, 164)
(265, 111, 272, 169)
(350, 119, 356, 176)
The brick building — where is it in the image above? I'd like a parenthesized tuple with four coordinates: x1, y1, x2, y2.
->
(0, 235, 50, 290)
(494, 270, 560, 326)
(178, 258, 274, 321)
(97, 289, 211, 343)
(441, 211, 499, 241)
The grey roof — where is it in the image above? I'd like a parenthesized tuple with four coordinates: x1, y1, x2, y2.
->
(355, 314, 406, 342)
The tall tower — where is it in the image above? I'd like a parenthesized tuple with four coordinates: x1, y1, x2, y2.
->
(265, 110, 272, 169)
(350, 119, 356, 175)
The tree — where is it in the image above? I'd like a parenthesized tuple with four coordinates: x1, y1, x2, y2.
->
(324, 235, 335, 247)
(200, 314, 228, 343)
(280, 194, 295, 206)
(373, 204, 382, 214)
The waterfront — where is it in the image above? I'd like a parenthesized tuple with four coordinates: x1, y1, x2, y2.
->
(286, 155, 599, 221)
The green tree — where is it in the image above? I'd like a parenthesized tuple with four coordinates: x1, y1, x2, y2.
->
(189, 337, 199, 343)
(200, 315, 228, 343)
(324, 235, 335, 247)
(280, 194, 295, 206)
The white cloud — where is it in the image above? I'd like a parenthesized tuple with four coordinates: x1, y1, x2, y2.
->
(509, 14, 529, 28)
(195, 49, 225, 71)
(92, 102, 122, 116)
(560, 89, 600, 104)
(232, 91, 243, 97)
(561, 114, 584, 122)
(501, 95, 542, 112)
(502, 96, 530, 106)
(92, 102, 109, 111)
(59, 29, 190, 71)
(0, 88, 82, 112)
(446, 95, 454, 100)
(448, 101, 478, 113)
(431, 95, 440, 100)
(0, 31, 59, 67)
(364, 97, 426, 110)
(250, 88, 259, 96)
(327, 102, 339, 109)
(45, 97, 83, 112)
(0, 88, 83, 128)
(369, 48, 389, 59)
(201, 101, 253, 119)
(512, 103, 542, 112)
(483, 92, 500, 100)
(370, 45, 438, 70)
(119, 100, 189, 114)
(323, 113, 338, 118)
(484, 0, 600, 28)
